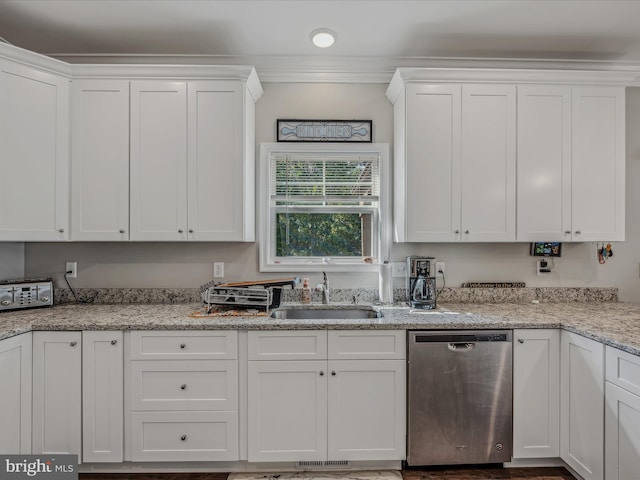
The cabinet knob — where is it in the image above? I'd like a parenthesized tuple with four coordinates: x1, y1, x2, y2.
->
(111, 339, 118, 345)
(319, 371, 325, 376)
(518, 338, 524, 344)
(465, 230, 470, 234)
(331, 371, 336, 376)
(58, 228, 65, 233)
(178, 229, 184, 234)
(180, 435, 187, 441)
(454, 229, 460, 234)
(119, 229, 125, 234)
(188, 229, 194, 234)
(575, 230, 582, 235)
(180, 343, 186, 349)
(70, 341, 77, 347)
(180, 384, 187, 390)
(564, 231, 571, 235)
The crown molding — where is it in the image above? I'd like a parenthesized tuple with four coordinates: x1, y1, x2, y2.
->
(0, 42, 72, 77)
(22, 50, 640, 85)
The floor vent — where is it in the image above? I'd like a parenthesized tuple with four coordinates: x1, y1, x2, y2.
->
(296, 460, 350, 468)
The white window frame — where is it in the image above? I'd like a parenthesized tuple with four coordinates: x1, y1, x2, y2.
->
(259, 142, 391, 273)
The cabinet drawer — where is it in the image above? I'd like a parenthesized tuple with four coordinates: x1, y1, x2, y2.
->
(248, 331, 327, 360)
(328, 330, 406, 360)
(130, 411, 238, 462)
(606, 346, 640, 397)
(129, 331, 237, 360)
(130, 360, 237, 411)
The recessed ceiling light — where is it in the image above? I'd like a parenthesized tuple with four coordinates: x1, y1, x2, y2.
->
(310, 28, 336, 48)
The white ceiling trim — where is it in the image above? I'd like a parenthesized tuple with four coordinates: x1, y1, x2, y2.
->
(51, 53, 640, 84)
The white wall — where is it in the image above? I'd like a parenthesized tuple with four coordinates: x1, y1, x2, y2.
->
(23, 84, 640, 303)
(0, 243, 25, 280)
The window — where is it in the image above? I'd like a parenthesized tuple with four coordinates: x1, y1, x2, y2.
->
(259, 143, 390, 272)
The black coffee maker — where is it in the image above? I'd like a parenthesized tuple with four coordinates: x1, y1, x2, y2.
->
(406, 256, 436, 309)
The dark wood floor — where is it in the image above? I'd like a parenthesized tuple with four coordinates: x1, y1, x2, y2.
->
(79, 467, 575, 480)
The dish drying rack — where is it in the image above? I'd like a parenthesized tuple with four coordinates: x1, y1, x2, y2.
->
(200, 277, 300, 313)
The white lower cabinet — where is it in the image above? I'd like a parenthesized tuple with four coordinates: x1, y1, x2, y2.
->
(605, 346, 640, 480)
(0, 333, 32, 454)
(82, 331, 124, 463)
(560, 330, 604, 480)
(327, 359, 405, 461)
(513, 329, 560, 458)
(247, 330, 406, 463)
(127, 331, 239, 462)
(32, 331, 82, 458)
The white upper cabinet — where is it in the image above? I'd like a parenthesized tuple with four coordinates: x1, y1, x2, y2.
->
(571, 87, 625, 241)
(403, 84, 461, 242)
(130, 81, 188, 241)
(129, 76, 259, 242)
(517, 86, 572, 242)
(188, 81, 253, 241)
(397, 83, 515, 242)
(0, 59, 69, 241)
(388, 69, 627, 243)
(517, 85, 625, 241)
(460, 84, 516, 242)
(71, 80, 130, 241)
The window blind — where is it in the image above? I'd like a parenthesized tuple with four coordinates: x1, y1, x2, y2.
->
(270, 154, 380, 206)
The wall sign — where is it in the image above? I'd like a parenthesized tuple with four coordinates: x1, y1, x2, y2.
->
(277, 119, 372, 143)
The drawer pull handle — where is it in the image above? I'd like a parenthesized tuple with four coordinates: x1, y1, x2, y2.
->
(180, 384, 187, 390)
(111, 340, 118, 345)
(180, 435, 187, 441)
(518, 338, 524, 344)
(180, 343, 186, 349)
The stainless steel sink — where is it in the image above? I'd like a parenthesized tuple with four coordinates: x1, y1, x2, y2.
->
(270, 307, 383, 319)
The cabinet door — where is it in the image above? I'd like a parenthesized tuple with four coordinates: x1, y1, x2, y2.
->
(513, 329, 560, 458)
(71, 80, 130, 240)
(327, 359, 405, 461)
(130, 81, 187, 241)
(572, 87, 625, 241)
(247, 360, 327, 462)
(403, 84, 461, 242)
(560, 330, 604, 480)
(605, 381, 640, 480)
(0, 60, 69, 240)
(188, 81, 247, 241)
(516, 86, 572, 242)
(460, 84, 516, 242)
(0, 333, 32, 454)
(82, 331, 123, 463)
(32, 331, 82, 458)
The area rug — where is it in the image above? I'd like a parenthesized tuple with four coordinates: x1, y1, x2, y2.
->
(228, 471, 402, 480)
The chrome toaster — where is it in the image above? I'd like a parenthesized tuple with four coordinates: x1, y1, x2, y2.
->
(0, 278, 53, 311)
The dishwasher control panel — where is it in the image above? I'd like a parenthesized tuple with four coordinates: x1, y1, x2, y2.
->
(0, 278, 53, 311)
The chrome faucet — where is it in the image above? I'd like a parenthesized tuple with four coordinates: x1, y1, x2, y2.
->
(316, 271, 330, 304)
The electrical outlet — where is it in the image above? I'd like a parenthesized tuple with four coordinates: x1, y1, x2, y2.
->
(436, 262, 446, 276)
(213, 262, 224, 278)
(391, 261, 407, 278)
(536, 260, 551, 276)
(65, 261, 77, 278)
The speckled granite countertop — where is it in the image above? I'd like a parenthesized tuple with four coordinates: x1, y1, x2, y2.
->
(1, 300, 639, 356)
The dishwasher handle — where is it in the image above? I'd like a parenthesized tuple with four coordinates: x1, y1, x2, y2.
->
(448, 342, 475, 351)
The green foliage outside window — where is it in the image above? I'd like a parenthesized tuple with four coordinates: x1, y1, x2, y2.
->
(276, 213, 363, 257)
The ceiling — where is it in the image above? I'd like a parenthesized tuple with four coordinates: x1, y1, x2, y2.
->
(2, 0, 640, 81)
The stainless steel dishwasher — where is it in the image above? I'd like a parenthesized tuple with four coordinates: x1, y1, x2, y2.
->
(407, 330, 513, 466)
